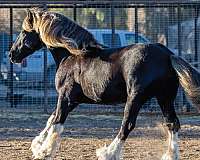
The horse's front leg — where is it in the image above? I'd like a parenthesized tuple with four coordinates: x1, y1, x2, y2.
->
(96, 94, 142, 160)
(31, 94, 78, 160)
(31, 111, 56, 157)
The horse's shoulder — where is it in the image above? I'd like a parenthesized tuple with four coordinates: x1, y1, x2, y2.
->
(56, 56, 78, 79)
(55, 57, 79, 91)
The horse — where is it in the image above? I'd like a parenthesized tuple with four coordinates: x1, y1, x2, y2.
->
(9, 8, 200, 160)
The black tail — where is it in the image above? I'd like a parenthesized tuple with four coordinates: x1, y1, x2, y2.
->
(170, 55, 200, 112)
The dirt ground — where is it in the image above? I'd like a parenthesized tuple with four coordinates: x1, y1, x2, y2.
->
(0, 107, 199, 160)
(0, 137, 200, 160)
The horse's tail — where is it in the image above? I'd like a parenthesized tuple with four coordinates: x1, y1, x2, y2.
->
(170, 55, 200, 112)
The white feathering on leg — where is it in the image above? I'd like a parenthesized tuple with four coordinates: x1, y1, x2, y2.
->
(31, 114, 55, 159)
(96, 137, 124, 160)
(161, 131, 179, 160)
(41, 114, 55, 135)
(32, 124, 64, 160)
(171, 132, 179, 160)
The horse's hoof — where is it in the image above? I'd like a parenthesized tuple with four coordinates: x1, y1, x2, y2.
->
(96, 144, 107, 160)
(32, 154, 52, 160)
(161, 153, 173, 160)
(96, 144, 122, 160)
(161, 152, 179, 160)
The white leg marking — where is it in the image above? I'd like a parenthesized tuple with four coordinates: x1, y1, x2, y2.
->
(161, 131, 179, 160)
(31, 114, 55, 158)
(32, 123, 64, 160)
(96, 137, 124, 160)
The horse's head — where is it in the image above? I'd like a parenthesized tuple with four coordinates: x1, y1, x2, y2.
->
(9, 30, 43, 63)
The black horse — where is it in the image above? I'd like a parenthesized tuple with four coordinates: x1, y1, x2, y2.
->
(9, 9, 200, 160)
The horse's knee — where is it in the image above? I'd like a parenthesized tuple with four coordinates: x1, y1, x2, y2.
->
(164, 117, 180, 132)
(54, 101, 78, 124)
(119, 120, 136, 141)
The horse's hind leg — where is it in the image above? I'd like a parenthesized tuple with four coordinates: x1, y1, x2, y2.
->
(159, 101, 180, 160)
(156, 82, 180, 160)
(96, 93, 142, 160)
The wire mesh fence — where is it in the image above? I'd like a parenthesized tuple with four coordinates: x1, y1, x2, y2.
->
(0, 1, 199, 113)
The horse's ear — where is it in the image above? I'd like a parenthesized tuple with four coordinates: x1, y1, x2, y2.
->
(26, 9, 33, 20)
(26, 9, 33, 28)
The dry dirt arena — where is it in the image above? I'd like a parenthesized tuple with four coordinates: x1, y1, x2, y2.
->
(0, 106, 199, 160)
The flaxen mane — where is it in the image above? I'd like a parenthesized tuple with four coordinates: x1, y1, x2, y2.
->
(22, 8, 103, 56)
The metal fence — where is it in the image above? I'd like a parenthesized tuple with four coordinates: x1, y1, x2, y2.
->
(0, 1, 199, 113)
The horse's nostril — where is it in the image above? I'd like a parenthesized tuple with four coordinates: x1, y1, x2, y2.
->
(8, 51, 13, 58)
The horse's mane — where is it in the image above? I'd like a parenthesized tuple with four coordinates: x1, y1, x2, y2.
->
(22, 7, 104, 56)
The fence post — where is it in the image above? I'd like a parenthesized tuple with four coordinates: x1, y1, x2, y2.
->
(135, 6, 138, 43)
(177, 4, 182, 57)
(43, 47, 48, 113)
(9, 7, 14, 108)
(111, 4, 115, 47)
(73, 4, 77, 21)
(177, 4, 185, 110)
(165, 7, 170, 47)
(43, 4, 48, 113)
(194, 6, 199, 68)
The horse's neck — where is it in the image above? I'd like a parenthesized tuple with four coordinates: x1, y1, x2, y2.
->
(49, 47, 70, 68)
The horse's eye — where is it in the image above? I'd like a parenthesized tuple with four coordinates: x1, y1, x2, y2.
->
(24, 40, 32, 49)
